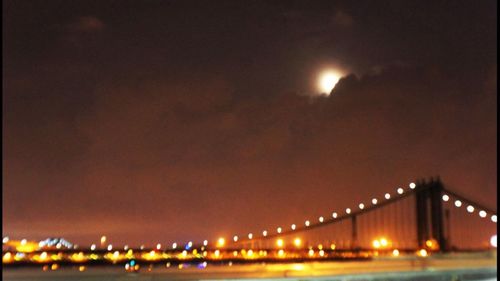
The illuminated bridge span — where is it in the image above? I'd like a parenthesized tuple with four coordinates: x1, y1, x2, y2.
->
(2, 177, 497, 266)
(206, 177, 496, 254)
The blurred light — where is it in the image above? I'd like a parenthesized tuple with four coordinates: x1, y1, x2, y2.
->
(233, 250, 238, 257)
(442, 195, 449, 202)
(397, 188, 404, 194)
(277, 227, 282, 233)
(217, 237, 225, 247)
(124, 245, 129, 251)
(233, 235, 239, 242)
(305, 220, 310, 226)
(203, 240, 208, 246)
(107, 244, 113, 251)
(100, 236, 106, 244)
(359, 203, 364, 209)
(291, 224, 296, 230)
(51, 264, 59, 271)
(156, 243, 161, 250)
(276, 239, 284, 248)
(409, 182, 416, 189)
(385, 193, 391, 199)
(187, 241, 193, 248)
(454, 200, 462, 207)
(2, 237, 9, 244)
(172, 243, 177, 249)
(278, 249, 285, 257)
(392, 249, 400, 256)
(491, 215, 497, 223)
(491, 235, 497, 248)
(248, 233, 253, 239)
(247, 249, 253, 257)
(308, 249, 314, 257)
(346, 208, 351, 214)
(294, 238, 301, 247)
(372, 198, 378, 205)
(330, 244, 336, 250)
(262, 231, 267, 237)
(479, 210, 487, 218)
(372, 240, 381, 249)
(418, 249, 428, 257)
(21, 239, 27, 245)
(317, 244, 323, 250)
(319, 250, 325, 257)
(467, 205, 474, 213)
(319, 216, 324, 223)
(140, 245, 145, 250)
(78, 265, 86, 272)
(3, 252, 12, 263)
(332, 212, 338, 218)
(380, 238, 388, 247)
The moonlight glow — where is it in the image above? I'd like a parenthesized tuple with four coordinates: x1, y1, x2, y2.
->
(318, 71, 342, 94)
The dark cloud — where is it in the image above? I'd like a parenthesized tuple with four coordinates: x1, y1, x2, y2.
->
(331, 10, 354, 27)
(3, 0, 496, 246)
(68, 16, 105, 32)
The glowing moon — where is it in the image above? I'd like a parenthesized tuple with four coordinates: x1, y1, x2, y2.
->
(318, 71, 342, 94)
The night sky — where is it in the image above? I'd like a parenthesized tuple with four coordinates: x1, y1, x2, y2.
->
(3, 0, 496, 246)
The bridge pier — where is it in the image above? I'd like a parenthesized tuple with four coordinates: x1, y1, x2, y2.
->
(415, 177, 447, 251)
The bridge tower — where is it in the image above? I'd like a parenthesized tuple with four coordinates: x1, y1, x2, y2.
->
(415, 177, 447, 251)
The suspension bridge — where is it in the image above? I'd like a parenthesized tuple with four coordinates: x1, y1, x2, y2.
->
(2, 177, 497, 280)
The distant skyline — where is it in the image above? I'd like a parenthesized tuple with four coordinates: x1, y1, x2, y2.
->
(3, 0, 496, 246)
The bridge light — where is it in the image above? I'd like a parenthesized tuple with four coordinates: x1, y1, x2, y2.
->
(291, 224, 296, 230)
(372, 198, 378, 205)
(308, 249, 314, 257)
(248, 233, 253, 239)
(418, 249, 428, 257)
(442, 195, 449, 202)
(100, 236, 107, 245)
(2, 237, 9, 244)
(156, 243, 161, 250)
(203, 240, 208, 246)
(319, 216, 324, 223)
(380, 238, 388, 247)
(262, 231, 267, 237)
(172, 243, 177, 249)
(491, 215, 497, 223)
(467, 205, 474, 213)
(233, 235, 239, 242)
(359, 203, 364, 209)
(276, 239, 284, 248)
(278, 249, 285, 257)
(397, 188, 404, 194)
(217, 238, 225, 247)
(491, 235, 497, 248)
(305, 220, 310, 226)
(107, 244, 113, 251)
(187, 241, 193, 248)
(392, 249, 400, 256)
(409, 182, 416, 189)
(454, 200, 462, 207)
(332, 212, 338, 218)
(294, 238, 302, 247)
(479, 210, 487, 218)
(277, 227, 282, 233)
(372, 240, 381, 249)
(214, 250, 220, 258)
(385, 193, 391, 199)
(319, 250, 325, 257)
(346, 208, 351, 214)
